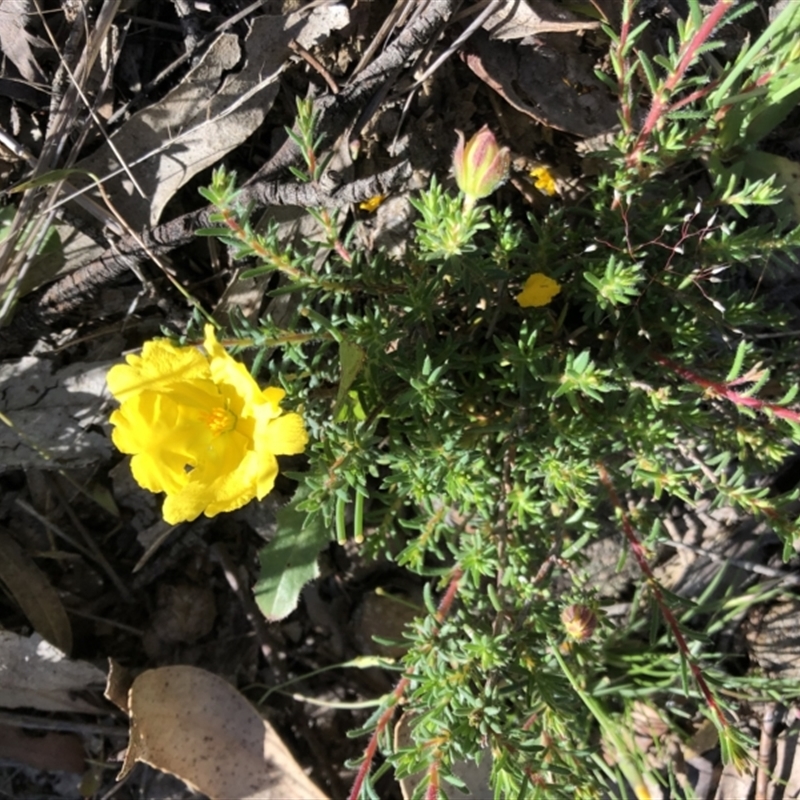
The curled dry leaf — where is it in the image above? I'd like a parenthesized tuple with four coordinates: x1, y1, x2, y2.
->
(104, 657, 133, 713)
(119, 665, 328, 800)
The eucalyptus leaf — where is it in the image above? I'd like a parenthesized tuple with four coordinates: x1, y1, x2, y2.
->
(253, 488, 330, 622)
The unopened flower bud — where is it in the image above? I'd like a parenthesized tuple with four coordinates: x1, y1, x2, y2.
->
(453, 125, 510, 206)
(561, 604, 597, 641)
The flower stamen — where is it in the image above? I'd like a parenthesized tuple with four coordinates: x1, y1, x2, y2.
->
(202, 406, 236, 436)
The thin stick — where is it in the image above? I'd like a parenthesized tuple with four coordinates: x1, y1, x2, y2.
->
(289, 39, 340, 94)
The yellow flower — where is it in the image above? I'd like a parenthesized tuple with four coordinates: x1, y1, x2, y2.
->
(359, 194, 386, 212)
(516, 273, 561, 308)
(530, 166, 557, 197)
(107, 325, 308, 525)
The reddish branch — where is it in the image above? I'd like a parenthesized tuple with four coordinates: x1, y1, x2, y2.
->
(597, 464, 729, 730)
(425, 759, 441, 800)
(347, 566, 465, 800)
(626, 0, 734, 167)
(616, 0, 637, 133)
(656, 356, 800, 424)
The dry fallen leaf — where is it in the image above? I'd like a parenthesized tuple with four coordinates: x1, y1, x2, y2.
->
(746, 597, 800, 680)
(0, 631, 106, 714)
(76, 4, 350, 230)
(119, 665, 328, 800)
(483, 0, 600, 40)
(0, 724, 85, 774)
(104, 658, 133, 714)
(0, 529, 72, 654)
(464, 30, 618, 137)
(0, 356, 113, 473)
(0, 0, 45, 83)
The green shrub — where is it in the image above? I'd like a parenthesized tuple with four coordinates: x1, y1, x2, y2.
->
(149, 0, 800, 796)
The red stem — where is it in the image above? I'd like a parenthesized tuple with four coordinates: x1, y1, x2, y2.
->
(656, 356, 800, 423)
(597, 464, 729, 729)
(347, 567, 465, 800)
(425, 759, 441, 800)
(627, 0, 734, 166)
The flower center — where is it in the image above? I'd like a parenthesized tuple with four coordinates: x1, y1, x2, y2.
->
(202, 406, 236, 436)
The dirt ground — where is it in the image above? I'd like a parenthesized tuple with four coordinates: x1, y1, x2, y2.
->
(1, 1, 799, 799)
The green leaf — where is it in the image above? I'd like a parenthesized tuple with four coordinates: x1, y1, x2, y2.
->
(738, 150, 800, 223)
(572, 350, 591, 372)
(6, 167, 91, 193)
(725, 341, 748, 382)
(335, 340, 366, 412)
(194, 227, 233, 238)
(253, 487, 330, 621)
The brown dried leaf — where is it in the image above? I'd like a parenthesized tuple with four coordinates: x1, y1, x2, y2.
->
(76, 4, 350, 230)
(0, 724, 85, 774)
(0, 356, 113, 473)
(149, 582, 216, 644)
(0, 631, 106, 713)
(0, 0, 44, 83)
(104, 658, 133, 713)
(483, 0, 600, 40)
(0, 529, 72, 653)
(119, 665, 328, 800)
(464, 30, 618, 137)
(746, 598, 800, 680)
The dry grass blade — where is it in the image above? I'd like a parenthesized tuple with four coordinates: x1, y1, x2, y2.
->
(0, 0, 127, 323)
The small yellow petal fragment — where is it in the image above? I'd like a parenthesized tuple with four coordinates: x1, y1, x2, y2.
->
(359, 195, 386, 212)
(516, 273, 561, 308)
(530, 166, 557, 197)
(633, 784, 652, 800)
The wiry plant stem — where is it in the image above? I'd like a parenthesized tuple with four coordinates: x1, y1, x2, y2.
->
(656, 356, 800, 423)
(597, 464, 730, 731)
(627, 0, 735, 166)
(347, 567, 464, 800)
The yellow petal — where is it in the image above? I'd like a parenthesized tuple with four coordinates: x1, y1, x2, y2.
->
(359, 195, 386, 212)
(215, 449, 279, 509)
(260, 386, 287, 411)
(130, 451, 188, 495)
(530, 166, 557, 197)
(162, 447, 272, 523)
(162, 486, 208, 525)
(516, 273, 561, 308)
(257, 413, 309, 457)
(107, 338, 209, 402)
(205, 329, 265, 413)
